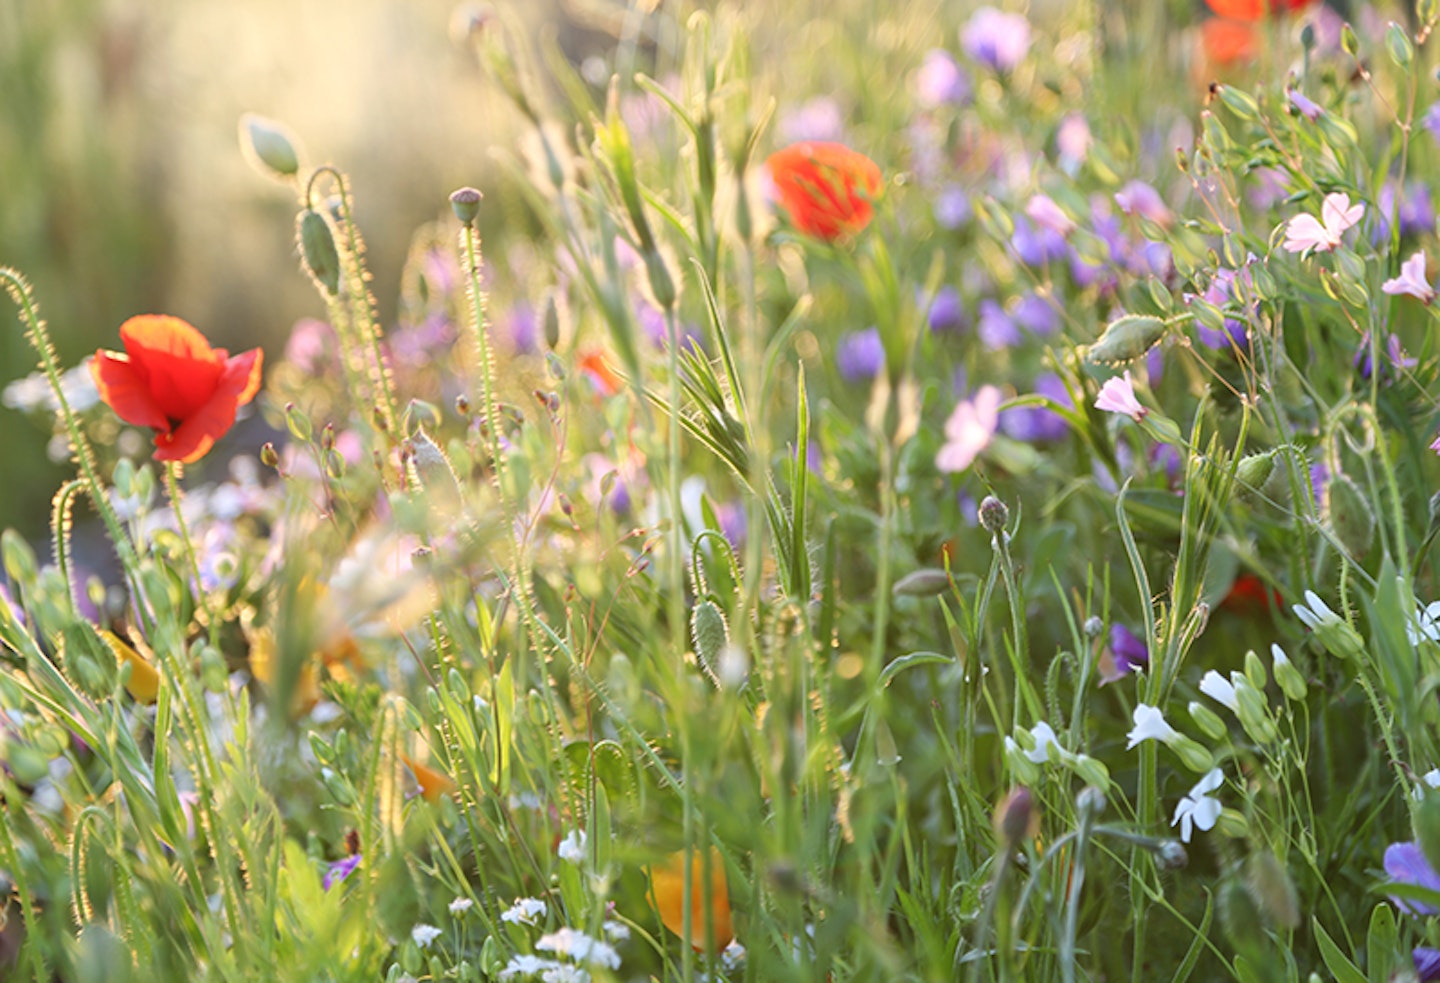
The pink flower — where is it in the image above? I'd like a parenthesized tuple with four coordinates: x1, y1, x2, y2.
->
(937, 385, 1002, 473)
(1282, 192, 1363, 254)
(1094, 371, 1148, 422)
(1431, 431, 1440, 456)
(1383, 250, 1436, 304)
(1025, 194, 1076, 236)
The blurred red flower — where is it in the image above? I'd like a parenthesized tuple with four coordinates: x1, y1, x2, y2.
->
(92, 314, 263, 464)
(767, 141, 883, 241)
(1204, 0, 1316, 17)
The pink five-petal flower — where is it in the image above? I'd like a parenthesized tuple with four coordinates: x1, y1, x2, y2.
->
(1094, 371, 1148, 422)
(1283, 192, 1364, 254)
(1383, 250, 1436, 304)
(936, 385, 1002, 473)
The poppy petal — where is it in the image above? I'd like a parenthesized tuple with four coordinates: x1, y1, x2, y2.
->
(220, 348, 265, 404)
(153, 387, 242, 463)
(1204, 0, 1264, 18)
(90, 351, 170, 431)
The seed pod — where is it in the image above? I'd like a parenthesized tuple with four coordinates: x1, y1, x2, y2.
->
(1086, 314, 1167, 365)
(449, 186, 482, 226)
(297, 209, 342, 296)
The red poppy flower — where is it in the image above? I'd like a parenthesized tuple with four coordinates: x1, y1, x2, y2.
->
(1202, 17, 1260, 64)
(1204, 0, 1315, 17)
(92, 315, 263, 464)
(767, 141, 883, 241)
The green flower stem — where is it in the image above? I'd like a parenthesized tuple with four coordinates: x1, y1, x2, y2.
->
(305, 166, 400, 436)
(1, 268, 140, 580)
(165, 463, 221, 648)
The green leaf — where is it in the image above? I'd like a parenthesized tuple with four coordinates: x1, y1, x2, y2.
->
(1313, 916, 1368, 983)
(1366, 903, 1397, 983)
(878, 652, 953, 690)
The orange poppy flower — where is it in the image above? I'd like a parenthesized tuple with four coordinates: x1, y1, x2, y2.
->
(649, 846, 733, 951)
(767, 142, 883, 242)
(92, 315, 263, 464)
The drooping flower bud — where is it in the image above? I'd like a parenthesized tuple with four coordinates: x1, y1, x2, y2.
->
(239, 113, 301, 178)
(993, 786, 1039, 850)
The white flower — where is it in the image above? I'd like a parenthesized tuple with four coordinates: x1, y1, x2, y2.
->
(1198, 670, 1238, 712)
(1292, 590, 1337, 631)
(558, 829, 587, 864)
(499, 955, 566, 980)
(602, 919, 631, 942)
(1171, 768, 1224, 843)
(411, 923, 443, 948)
(501, 897, 548, 926)
(1025, 721, 1062, 764)
(1407, 601, 1440, 645)
(1126, 704, 1178, 749)
(449, 897, 474, 916)
(536, 928, 621, 970)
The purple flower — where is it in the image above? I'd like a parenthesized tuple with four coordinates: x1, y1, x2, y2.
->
(1011, 218, 1068, 267)
(1190, 268, 1248, 350)
(1000, 373, 1071, 442)
(837, 328, 886, 382)
(1424, 103, 1440, 147)
(1126, 241, 1173, 280)
(934, 185, 973, 229)
(506, 302, 539, 354)
(1415, 947, 1440, 982)
(1109, 623, 1150, 676)
(324, 854, 362, 891)
(778, 96, 845, 144)
(1308, 461, 1328, 510)
(1287, 88, 1323, 121)
(1374, 181, 1436, 243)
(1384, 842, 1440, 915)
(928, 286, 967, 333)
(962, 7, 1031, 72)
(977, 300, 1021, 350)
(1353, 332, 1417, 381)
(1013, 292, 1059, 336)
(937, 386, 1003, 473)
(1149, 443, 1182, 486)
(1114, 181, 1171, 226)
(914, 49, 970, 107)
(284, 318, 336, 373)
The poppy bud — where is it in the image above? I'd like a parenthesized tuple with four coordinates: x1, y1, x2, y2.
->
(260, 442, 280, 469)
(543, 292, 561, 350)
(449, 187, 483, 226)
(297, 210, 342, 296)
(1325, 473, 1374, 559)
(239, 113, 301, 178)
(978, 495, 1009, 534)
(285, 403, 314, 442)
(691, 600, 729, 680)
(993, 786, 1039, 850)
(893, 568, 951, 597)
(1246, 851, 1299, 929)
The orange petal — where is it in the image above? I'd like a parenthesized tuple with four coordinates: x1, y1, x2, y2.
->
(120, 315, 225, 421)
(649, 847, 734, 951)
(401, 753, 457, 803)
(100, 630, 160, 704)
(1202, 18, 1258, 64)
(91, 351, 169, 430)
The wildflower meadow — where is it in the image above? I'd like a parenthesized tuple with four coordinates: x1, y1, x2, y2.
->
(10, 0, 1440, 979)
